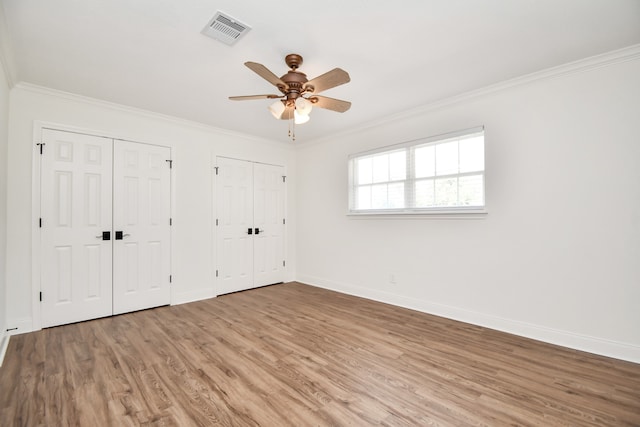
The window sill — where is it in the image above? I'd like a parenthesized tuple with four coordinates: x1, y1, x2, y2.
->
(347, 208, 488, 219)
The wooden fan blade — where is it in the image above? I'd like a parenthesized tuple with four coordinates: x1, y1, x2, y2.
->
(304, 68, 350, 94)
(245, 62, 288, 89)
(229, 94, 283, 101)
(309, 95, 351, 113)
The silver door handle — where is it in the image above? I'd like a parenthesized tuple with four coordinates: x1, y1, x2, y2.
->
(123, 234, 130, 238)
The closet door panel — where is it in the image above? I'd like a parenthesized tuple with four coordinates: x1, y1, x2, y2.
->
(216, 157, 254, 294)
(113, 141, 171, 315)
(40, 129, 113, 327)
(253, 163, 285, 287)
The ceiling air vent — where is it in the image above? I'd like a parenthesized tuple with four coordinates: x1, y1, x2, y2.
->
(202, 11, 251, 46)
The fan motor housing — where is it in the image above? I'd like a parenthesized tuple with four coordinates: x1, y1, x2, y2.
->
(280, 70, 308, 102)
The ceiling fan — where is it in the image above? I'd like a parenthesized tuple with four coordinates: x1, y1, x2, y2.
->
(229, 54, 351, 136)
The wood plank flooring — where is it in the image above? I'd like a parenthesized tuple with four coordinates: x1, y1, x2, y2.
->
(1, 282, 639, 426)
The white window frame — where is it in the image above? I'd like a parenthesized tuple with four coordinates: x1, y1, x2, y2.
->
(347, 126, 486, 217)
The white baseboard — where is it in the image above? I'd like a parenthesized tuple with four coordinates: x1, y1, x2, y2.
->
(297, 275, 640, 364)
(6, 317, 33, 336)
(172, 287, 216, 306)
(0, 333, 9, 367)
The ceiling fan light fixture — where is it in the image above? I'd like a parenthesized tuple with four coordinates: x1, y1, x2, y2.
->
(293, 110, 311, 125)
(294, 97, 312, 115)
(294, 110, 310, 124)
(268, 100, 285, 119)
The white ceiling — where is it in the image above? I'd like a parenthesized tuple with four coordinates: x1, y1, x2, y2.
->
(2, 0, 639, 143)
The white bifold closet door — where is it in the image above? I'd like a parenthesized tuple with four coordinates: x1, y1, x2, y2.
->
(112, 141, 171, 315)
(216, 157, 285, 295)
(40, 129, 171, 328)
(40, 130, 114, 327)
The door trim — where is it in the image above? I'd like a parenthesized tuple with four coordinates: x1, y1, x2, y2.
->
(31, 121, 174, 331)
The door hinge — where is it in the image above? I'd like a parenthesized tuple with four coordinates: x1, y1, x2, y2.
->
(283, 218, 286, 225)
(282, 175, 286, 183)
(36, 143, 45, 154)
(39, 292, 42, 302)
(283, 260, 286, 267)
(169, 275, 172, 283)
(39, 218, 42, 228)
(169, 218, 172, 226)
(214, 166, 219, 175)
(166, 159, 173, 169)
(216, 270, 219, 277)
(216, 218, 219, 226)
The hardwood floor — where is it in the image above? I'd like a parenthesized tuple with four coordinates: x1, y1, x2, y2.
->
(1, 282, 639, 426)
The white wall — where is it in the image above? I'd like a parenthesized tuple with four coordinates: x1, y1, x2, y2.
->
(0, 37, 10, 361)
(5, 84, 296, 333)
(296, 54, 640, 363)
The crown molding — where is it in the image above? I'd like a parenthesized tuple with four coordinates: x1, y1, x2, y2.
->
(13, 82, 294, 150)
(302, 43, 640, 148)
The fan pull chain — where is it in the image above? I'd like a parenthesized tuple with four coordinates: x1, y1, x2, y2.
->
(292, 108, 296, 141)
(287, 106, 296, 141)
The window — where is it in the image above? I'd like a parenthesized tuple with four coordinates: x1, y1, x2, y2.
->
(348, 127, 485, 214)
